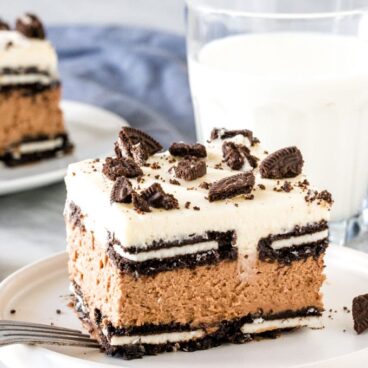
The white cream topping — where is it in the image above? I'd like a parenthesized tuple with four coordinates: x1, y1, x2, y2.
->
(240, 316, 322, 334)
(0, 30, 58, 84)
(270, 230, 329, 250)
(109, 329, 205, 346)
(65, 133, 331, 255)
(113, 240, 218, 262)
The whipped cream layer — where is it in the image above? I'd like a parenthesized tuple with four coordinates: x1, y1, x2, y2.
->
(0, 31, 58, 85)
(65, 133, 331, 256)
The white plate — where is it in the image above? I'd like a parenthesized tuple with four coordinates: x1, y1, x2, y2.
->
(0, 100, 128, 196)
(0, 245, 368, 368)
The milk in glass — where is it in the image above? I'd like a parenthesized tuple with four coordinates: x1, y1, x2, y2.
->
(189, 33, 368, 221)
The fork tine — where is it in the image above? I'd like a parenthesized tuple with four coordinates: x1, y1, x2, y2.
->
(0, 320, 100, 349)
(2, 332, 97, 343)
(0, 320, 83, 334)
(1, 327, 92, 338)
(0, 336, 100, 348)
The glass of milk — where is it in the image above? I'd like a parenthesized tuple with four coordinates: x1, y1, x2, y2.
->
(186, 0, 368, 245)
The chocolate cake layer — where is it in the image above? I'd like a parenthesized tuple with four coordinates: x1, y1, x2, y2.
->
(72, 283, 321, 360)
(0, 133, 73, 166)
(258, 221, 329, 264)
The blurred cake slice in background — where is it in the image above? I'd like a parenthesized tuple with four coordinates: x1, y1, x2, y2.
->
(0, 13, 72, 167)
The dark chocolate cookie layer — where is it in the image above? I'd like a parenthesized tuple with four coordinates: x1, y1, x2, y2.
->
(0, 80, 60, 96)
(107, 239, 237, 277)
(258, 221, 329, 264)
(0, 133, 73, 167)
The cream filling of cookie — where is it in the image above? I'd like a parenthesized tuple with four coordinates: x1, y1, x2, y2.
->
(108, 329, 206, 346)
(240, 315, 322, 334)
(0, 73, 56, 85)
(270, 230, 329, 250)
(9, 137, 64, 159)
(65, 134, 331, 256)
(113, 241, 219, 262)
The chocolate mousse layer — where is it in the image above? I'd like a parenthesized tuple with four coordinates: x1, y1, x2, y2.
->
(72, 281, 321, 359)
(0, 86, 72, 166)
(67, 223, 325, 328)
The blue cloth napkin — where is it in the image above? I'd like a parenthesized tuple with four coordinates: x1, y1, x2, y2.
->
(47, 26, 196, 147)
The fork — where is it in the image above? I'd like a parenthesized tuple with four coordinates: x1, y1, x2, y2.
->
(0, 320, 100, 348)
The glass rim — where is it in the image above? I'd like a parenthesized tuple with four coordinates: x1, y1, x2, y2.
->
(185, 0, 368, 20)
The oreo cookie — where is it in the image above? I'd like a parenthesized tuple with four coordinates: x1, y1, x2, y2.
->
(102, 157, 143, 181)
(353, 294, 368, 334)
(16, 13, 45, 39)
(210, 128, 258, 145)
(208, 172, 255, 202)
(0, 19, 10, 31)
(132, 193, 151, 213)
(115, 127, 162, 165)
(222, 142, 244, 170)
(174, 157, 206, 181)
(141, 183, 179, 210)
(259, 147, 303, 179)
(111, 177, 133, 203)
(169, 142, 207, 158)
